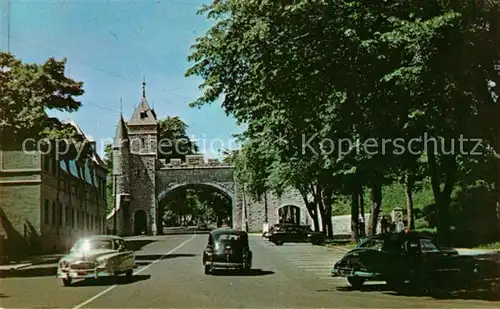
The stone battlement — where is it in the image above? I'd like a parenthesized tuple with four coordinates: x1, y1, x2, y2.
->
(159, 155, 232, 169)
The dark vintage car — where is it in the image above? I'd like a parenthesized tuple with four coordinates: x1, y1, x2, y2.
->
(331, 231, 480, 289)
(202, 227, 252, 274)
(262, 223, 298, 238)
(268, 224, 325, 245)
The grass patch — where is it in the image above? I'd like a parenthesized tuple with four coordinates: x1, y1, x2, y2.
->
(473, 242, 500, 250)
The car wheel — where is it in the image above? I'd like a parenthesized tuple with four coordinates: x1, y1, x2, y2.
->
(204, 265, 211, 275)
(347, 277, 366, 289)
(274, 240, 283, 246)
(61, 278, 72, 287)
(126, 269, 133, 277)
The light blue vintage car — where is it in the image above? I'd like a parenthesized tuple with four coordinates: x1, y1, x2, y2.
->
(56, 235, 137, 286)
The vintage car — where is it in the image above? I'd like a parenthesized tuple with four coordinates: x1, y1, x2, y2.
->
(262, 223, 298, 239)
(267, 224, 325, 245)
(56, 235, 137, 286)
(202, 227, 252, 274)
(331, 231, 479, 290)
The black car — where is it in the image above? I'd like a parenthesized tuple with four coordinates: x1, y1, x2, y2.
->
(268, 225, 325, 245)
(262, 223, 299, 239)
(331, 231, 479, 289)
(202, 227, 252, 274)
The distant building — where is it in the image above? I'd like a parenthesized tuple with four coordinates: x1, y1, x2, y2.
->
(0, 118, 108, 256)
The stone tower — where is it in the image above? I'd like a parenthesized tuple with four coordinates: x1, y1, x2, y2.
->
(112, 114, 131, 234)
(126, 80, 158, 235)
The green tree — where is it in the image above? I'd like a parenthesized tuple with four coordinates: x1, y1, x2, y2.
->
(186, 0, 500, 243)
(158, 116, 198, 162)
(0, 52, 84, 142)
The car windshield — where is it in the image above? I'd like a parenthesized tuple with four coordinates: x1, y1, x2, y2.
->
(420, 239, 440, 253)
(358, 239, 384, 250)
(216, 234, 241, 242)
(70, 239, 114, 252)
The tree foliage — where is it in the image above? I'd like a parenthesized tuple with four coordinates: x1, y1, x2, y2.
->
(0, 52, 84, 143)
(187, 0, 500, 243)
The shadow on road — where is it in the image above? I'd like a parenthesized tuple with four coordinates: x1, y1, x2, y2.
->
(0, 293, 9, 298)
(69, 274, 151, 287)
(125, 239, 157, 251)
(134, 253, 197, 266)
(210, 269, 275, 277)
(0, 265, 57, 278)
(334, 279, 500, 302)
(160, 231, 210, 235)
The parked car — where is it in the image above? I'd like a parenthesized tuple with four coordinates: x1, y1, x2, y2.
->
(56, 235, 137, 286)
(262, 223, 298, 238)
(331, 231, 479, 290)
(202, 227, 252, 274)
(268, 225, 325, 245)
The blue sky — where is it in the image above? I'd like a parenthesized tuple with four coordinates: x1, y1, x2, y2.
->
(1, 0, 245, 159)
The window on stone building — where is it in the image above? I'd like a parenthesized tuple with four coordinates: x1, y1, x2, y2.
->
(71, 209, 75, 228)
(65, 206, 69, 227)
(52, 202, 56, 225)
(76, 210, 80, 228)
(44, 200, 50, 224)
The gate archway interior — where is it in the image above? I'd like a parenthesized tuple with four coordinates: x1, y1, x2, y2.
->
(134, 210, 148, 235)
(157, 184, 233, 233)
(278, 205, 301, 224)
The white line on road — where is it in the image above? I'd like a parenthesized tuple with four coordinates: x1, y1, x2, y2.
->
(71, 234, 196, 309)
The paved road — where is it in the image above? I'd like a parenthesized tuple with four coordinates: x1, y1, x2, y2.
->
(1, 234, 498, 308)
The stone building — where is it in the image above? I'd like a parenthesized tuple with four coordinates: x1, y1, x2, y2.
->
(0, 119, 107, 256)
(109, 82, 318, 236)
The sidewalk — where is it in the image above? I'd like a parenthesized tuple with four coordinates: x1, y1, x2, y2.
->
(455, 248, 500, 256)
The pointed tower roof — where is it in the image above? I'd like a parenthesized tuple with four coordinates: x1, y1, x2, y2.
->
(128, 77, 157, 126)
(113, 114, 129, 147)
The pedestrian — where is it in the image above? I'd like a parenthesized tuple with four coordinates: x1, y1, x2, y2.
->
(380, 216, 388, 234)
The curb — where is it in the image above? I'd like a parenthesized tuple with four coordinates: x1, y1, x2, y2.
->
(324, 245, 351, 253)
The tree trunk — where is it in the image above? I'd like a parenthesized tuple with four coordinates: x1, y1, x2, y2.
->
(427, 150, 457, 246)
(264, 190, 268, 223)
(368, 184, 382, 236)
(406, 173, 415, 230)
(351, 189, 360, 243)
(299, 187, 320, 231)
(495, 157, 500, 240)
(323, 189, 333, 238)
(359, 186, 365, 237)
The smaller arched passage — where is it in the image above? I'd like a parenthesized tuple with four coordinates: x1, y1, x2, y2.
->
(157, 182, 235, 230)
(134, 210, 148, 235)
(278, 205, 301, 225)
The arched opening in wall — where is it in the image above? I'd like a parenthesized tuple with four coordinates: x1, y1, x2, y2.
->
(278, 205, 301, 225)
(157, 184, 232, 234)
(134, 210, 148, 235)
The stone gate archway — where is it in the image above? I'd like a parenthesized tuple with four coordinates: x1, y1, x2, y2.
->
(157, 182, 234, 229)
(278, 205, 301, 225)
(155, 159, 243, 233)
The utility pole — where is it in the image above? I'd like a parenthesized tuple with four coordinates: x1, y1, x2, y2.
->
(0, 0, 11, 52)
(7, 0, 10, 52)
